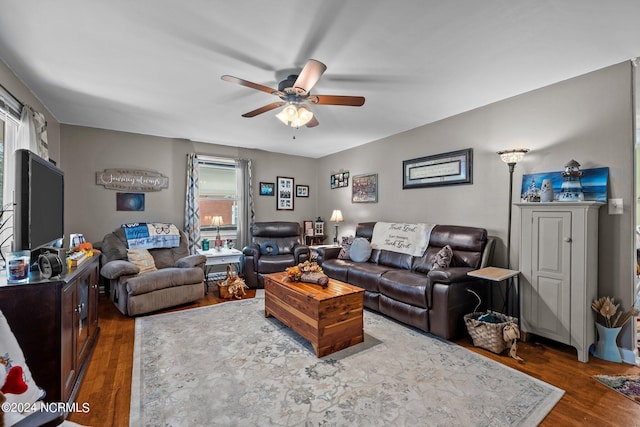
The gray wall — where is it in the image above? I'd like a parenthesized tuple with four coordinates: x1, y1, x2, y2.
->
(317, 61, 636, 348)
(60, 125, 318, 243)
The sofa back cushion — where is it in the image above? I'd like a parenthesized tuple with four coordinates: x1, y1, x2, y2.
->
(377, 250, 414, 270)
(413, 225, 487, 273)
(102, 227, 191, 269)
(251, 222, 302, 255)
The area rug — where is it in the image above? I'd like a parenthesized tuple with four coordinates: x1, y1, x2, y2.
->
(131, 293, 564, 426)
(593, 374, 640, 404)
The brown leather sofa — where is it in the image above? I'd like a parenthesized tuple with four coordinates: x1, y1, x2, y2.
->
(242, 221, 310, 288)
(317, 222, 495, 339)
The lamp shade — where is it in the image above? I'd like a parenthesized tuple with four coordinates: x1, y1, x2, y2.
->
(497, 148, 529, 165)
(211, 216, 224, 227)
(329, 210, 344, 222)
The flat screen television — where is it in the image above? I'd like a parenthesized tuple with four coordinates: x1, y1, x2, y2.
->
(13, 149, 64, 251)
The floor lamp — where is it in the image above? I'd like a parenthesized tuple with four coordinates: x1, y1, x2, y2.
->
(497, 148, 529, 269)
(329, 210, 344, 244)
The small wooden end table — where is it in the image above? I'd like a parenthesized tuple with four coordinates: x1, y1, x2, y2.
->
(467, 266, 521, 325)
(264, 272, 364, 357)
(196, 247, 243, 293)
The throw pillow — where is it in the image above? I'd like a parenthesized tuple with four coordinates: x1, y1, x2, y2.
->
(432, 245, 453, 270)
(0, 311, 45, 406)
(349, 237, 373, 263)
(127, 249, 157, 274)
(338, 236, 354, 260)
(259, 241, 279, 256)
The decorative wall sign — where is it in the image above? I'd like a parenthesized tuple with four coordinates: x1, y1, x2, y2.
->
(352, 173, 378, 203)
(331, 171, 349, 189)
(116, 193, 145, 211)
(277, 176, 294, 210)
(403, 148, 472, 189)
(96, 169, 169, 192)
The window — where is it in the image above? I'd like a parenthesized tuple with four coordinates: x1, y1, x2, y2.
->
(198, 157, 239, 238)
(0, 85, 22, 258)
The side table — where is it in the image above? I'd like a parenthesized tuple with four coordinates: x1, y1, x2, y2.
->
(196, 247, 243, 293)
(467, 266, 521, 326)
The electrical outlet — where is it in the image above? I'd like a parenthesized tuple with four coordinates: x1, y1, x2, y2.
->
(608, 198, 623, 215)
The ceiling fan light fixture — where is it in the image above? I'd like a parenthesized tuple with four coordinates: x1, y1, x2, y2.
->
(275, 103, 314, 128)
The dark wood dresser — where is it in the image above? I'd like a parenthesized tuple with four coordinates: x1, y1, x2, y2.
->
(0, 255, 100, 404)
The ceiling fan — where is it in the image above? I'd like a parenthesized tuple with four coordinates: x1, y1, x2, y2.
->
(221, 59, 365, 128)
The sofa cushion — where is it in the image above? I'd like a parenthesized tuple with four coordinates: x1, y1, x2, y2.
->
(349, 237, 372, 263)
(321, 258, 353, 282)
(126, 267, 204, 296)
(127, 249, 157, 274)
(348, 263, 391, 293)
(257, 254, 296, 273)
(379, 270, 429, 308)
(432, 245, 453, 270)
(377, 250, 413, 270)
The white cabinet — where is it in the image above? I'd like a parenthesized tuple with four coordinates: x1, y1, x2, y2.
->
(515, 202, 603, 362)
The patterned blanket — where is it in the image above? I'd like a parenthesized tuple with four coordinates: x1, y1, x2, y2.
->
(371, 222, 436, 257)
(122, 223, 181, 249)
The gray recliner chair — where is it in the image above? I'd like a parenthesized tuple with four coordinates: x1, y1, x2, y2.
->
(242, 221, 310, 288)
(100, 227, 206, 316)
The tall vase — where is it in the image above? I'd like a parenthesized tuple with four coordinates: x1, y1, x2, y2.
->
(593, 323, 622, 363)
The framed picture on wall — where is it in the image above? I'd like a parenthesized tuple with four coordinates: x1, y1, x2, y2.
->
(277, 176, 294, 210)
(116, 193, 145, 211)
(352, 173, 378, 203)
(296, 185, 309, 197)
(259, 182, 275, 196)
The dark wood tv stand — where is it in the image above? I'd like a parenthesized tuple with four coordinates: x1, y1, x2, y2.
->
(0, 255, 100, 404)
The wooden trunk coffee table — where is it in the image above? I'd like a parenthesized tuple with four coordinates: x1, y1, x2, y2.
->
(264, 272, 364, 357)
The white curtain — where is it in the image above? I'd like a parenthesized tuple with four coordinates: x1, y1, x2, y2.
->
(235, 158, 254, 250)
(184, 153, 200, 254)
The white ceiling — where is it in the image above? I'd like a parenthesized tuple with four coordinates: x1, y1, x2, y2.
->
(1, 1, 640, 158)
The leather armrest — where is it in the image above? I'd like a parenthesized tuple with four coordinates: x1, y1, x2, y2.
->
(293, 244, 310, 263)
(316, 246, 341, 264)
(243, 244, 260, 270)
(427, 267, 474, 284)
(101, 260, 140, 280)
(176, 254, 206, 269)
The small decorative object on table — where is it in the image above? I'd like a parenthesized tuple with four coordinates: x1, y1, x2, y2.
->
(218, 264, 248, 299)
(591, 296, 639, 362)
(285, 260, 329, 288)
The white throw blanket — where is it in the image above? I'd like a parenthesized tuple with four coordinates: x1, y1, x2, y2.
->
(371, 222, 436, 256)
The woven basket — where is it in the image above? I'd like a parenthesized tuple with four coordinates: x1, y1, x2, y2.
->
(464, 310, 518, 354)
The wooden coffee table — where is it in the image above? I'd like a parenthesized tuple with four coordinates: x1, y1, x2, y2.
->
(264, 272, 364, 357)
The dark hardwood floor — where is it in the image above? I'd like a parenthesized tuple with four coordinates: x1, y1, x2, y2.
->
(68, 291, 640, 426)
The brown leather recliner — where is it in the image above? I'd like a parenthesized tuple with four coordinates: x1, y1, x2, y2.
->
(242, 221, 310, 288)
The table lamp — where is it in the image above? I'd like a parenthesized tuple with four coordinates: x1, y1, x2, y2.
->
(329, 210, 344, 244)
(211, 216, 224, 249)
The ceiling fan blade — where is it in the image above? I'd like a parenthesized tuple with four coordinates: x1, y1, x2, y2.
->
(310, 95, 365, 106)
(293, 59, 327, 94)
(305, 116, 319, 128)
(241, 101, 285, 118)
(221, 75, 282, 96)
